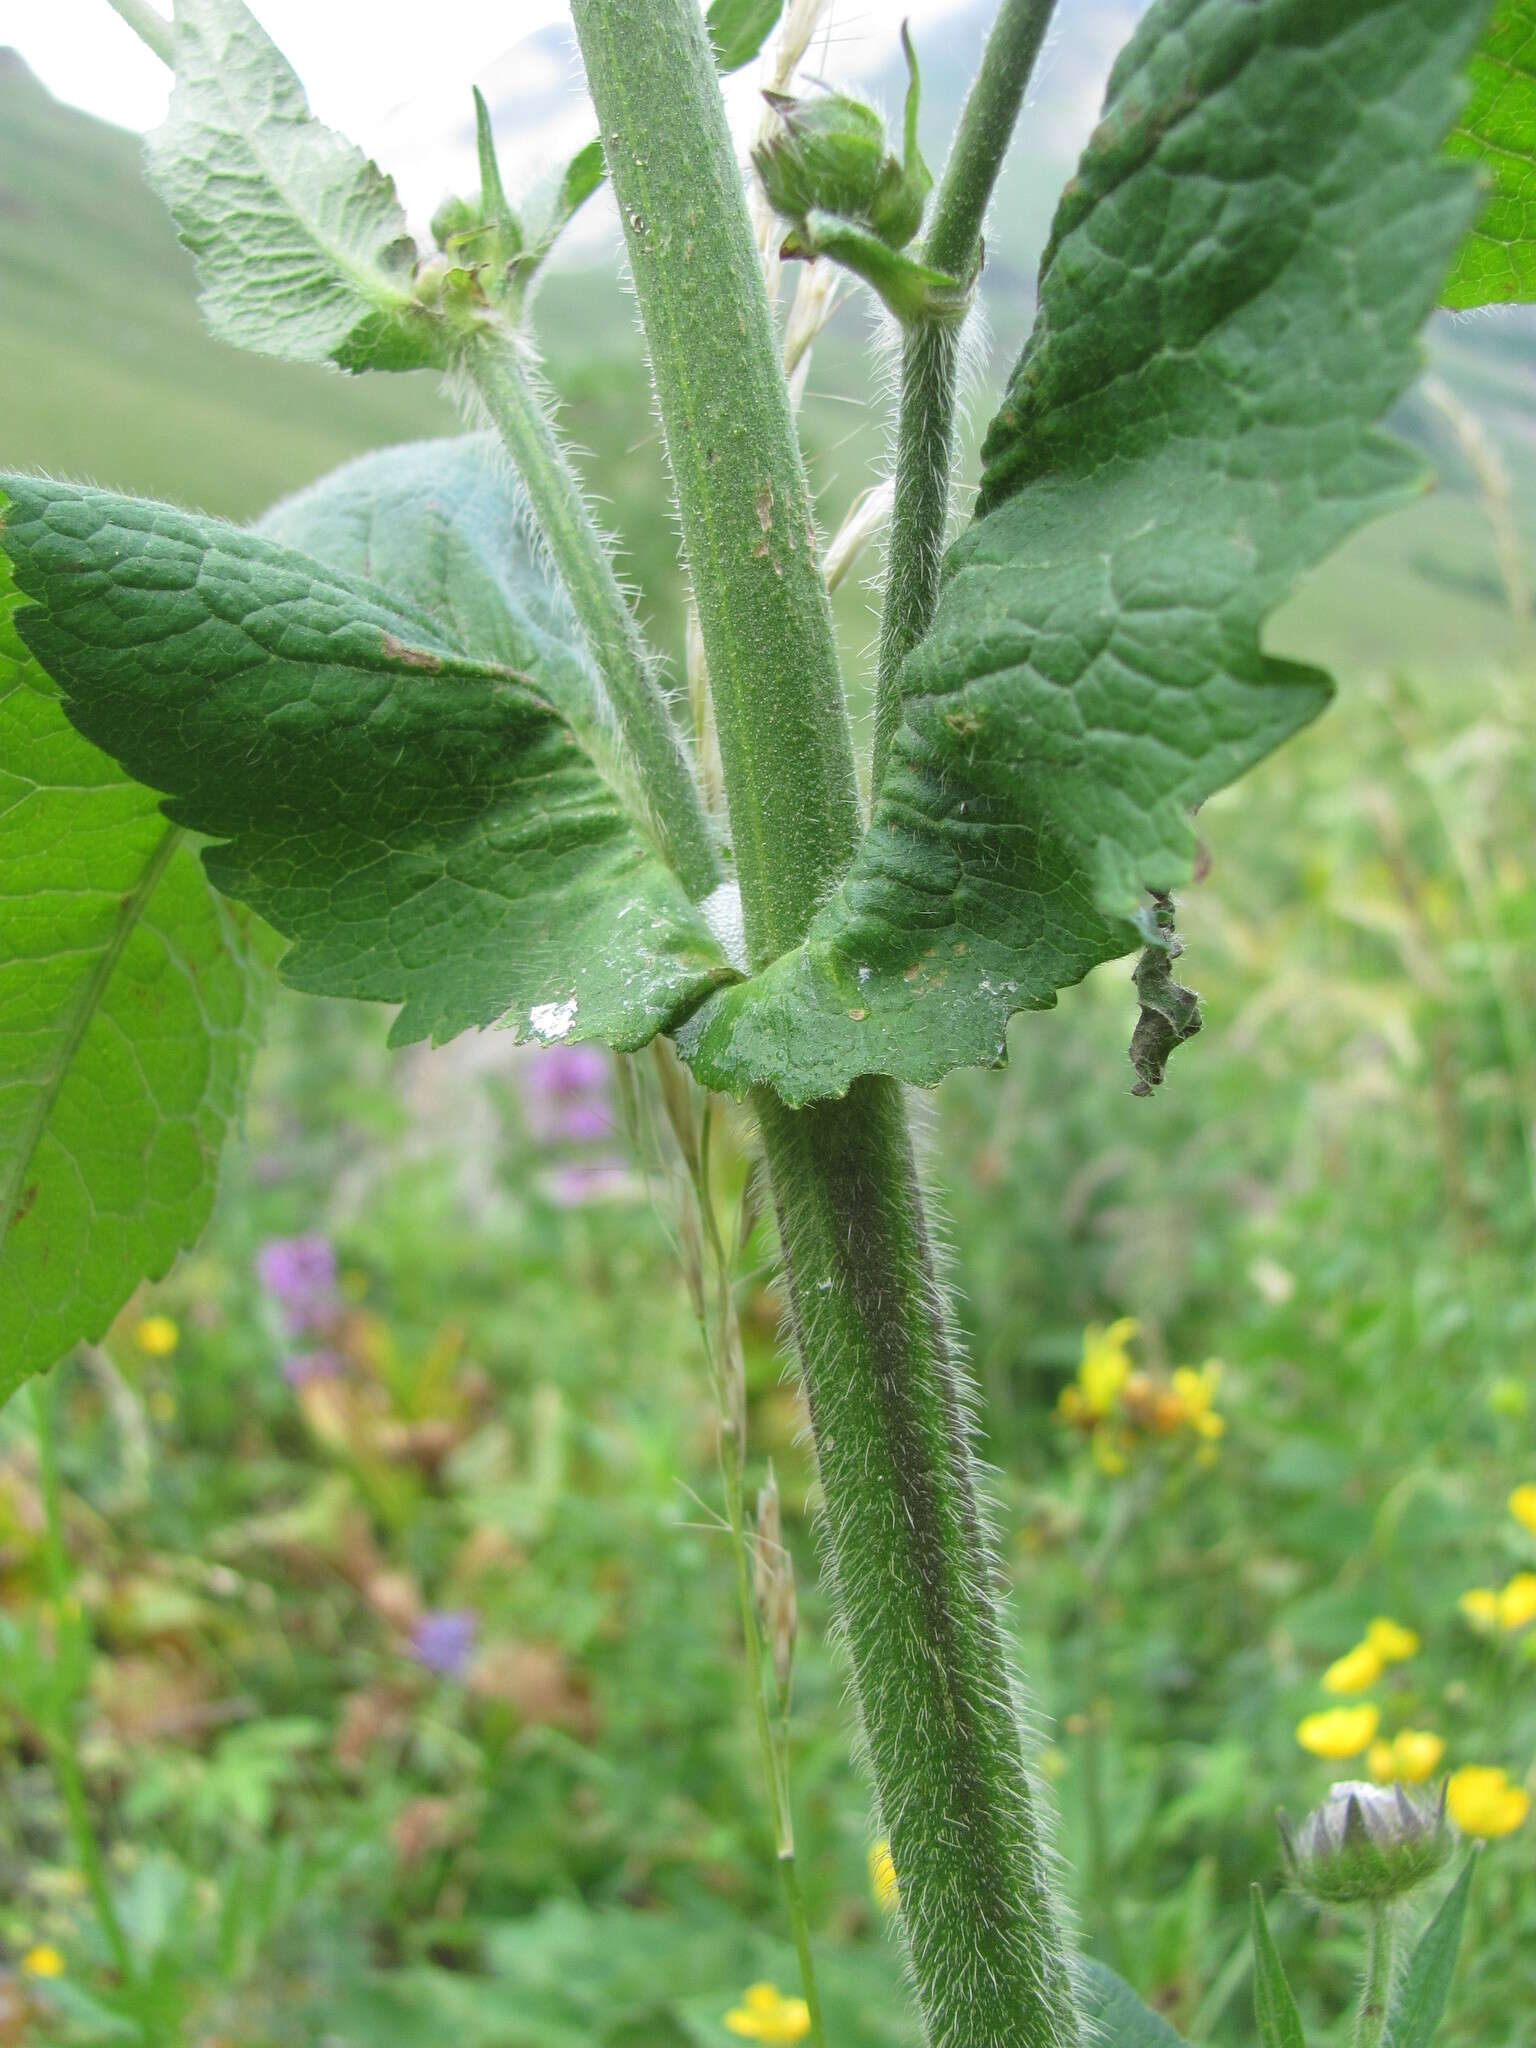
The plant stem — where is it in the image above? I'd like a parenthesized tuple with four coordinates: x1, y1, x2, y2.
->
(573, 6, 1080, 2042)
(32, 1376, 137, 1987)
(756, 1079, 1079, 2048)
(569, 0, 859, 972)
(107, 0, 172, 65)
(1354, 1907, 1395, 2048)
(872, 0, 1057, 797)
(464, 333, 720, 902)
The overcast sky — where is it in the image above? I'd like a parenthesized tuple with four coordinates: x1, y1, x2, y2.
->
(7, 2, 1140, 247)
(12, 4, 996, 219)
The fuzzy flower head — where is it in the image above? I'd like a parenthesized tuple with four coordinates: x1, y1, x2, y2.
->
(409, 1610, 477, 1681)
(1297, 1703, 1380, 1760)
(1280, 1781, 1453, 1906)
(256, 1235, 337, 1334)
(724, 1983, 812, 2043)
(1510, 1484, 1536, 1538)
(21, 1945, 64, 1979)
(1445, 1765, 1530, 1839)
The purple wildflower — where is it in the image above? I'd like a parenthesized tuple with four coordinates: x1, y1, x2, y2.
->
(521, 1046, 612, 1145)
(257, 1234, 337, 1333)
(546, 1160, 634, 1208)
(410, 1609, 478, 1680)
(281, 1349, 344, 1389)
(556, 1101, 611, 1142)
(528, 1045, 608, 1098)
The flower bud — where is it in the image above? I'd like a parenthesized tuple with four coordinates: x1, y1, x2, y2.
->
(755, 92, 918, 245)
(431, 194, 480, 251)
(1280, 1780, 1453, 1907)
(752, 26, 931, 254)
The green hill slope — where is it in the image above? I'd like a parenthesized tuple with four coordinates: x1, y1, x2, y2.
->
(3, 42, 1532, 686)
(0, 50, 456, 520)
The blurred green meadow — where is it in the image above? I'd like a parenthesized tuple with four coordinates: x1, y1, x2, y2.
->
(3, 41, 1536, 2048)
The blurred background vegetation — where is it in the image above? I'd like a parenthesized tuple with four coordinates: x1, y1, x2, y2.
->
(1, 15, 1534, 2046)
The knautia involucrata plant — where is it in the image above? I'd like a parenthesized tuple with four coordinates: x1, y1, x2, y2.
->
(3, 0, 1534, 2041)
(1254, 1786, 1476, 2048)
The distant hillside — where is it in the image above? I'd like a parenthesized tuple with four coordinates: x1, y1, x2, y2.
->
(0, 50, 455, 521)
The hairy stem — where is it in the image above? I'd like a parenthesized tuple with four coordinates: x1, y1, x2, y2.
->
(756, 1080, 1079, 2048)
(464, 333, 719, 901)
(872, 0, 1057, 797)
(1354, 1908, 1395, 2048)
(107, 0, 172, 65)
(573, 6, 1080, 2043)
(570, 0, 859, 971)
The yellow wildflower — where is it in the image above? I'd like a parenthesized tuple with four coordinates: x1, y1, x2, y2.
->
(724, 1984, 812, 2043)
(1076, 1318, 1138, 1419)
(1370, 1729, 1445, 1784)
(1367, 1740, 1396, 1784)
(1365, 1617, 1419, 1663)
(868, 1838, 899, 1913)
(1171, 1361, 1225, 1439)
(1296, 1703, 1380, 1760)
(1322, 1642, 1383, 1695)
(1498, 1573, 1536, 1632)
(132, 1314, 179, 1357)
(1393, 1730, 1447, 1783)
(1459, 1587, 1499, 1630)
(1091, 1430, 1128, 1477)
(1445, 1765, 1530, 1838)
(21, 1945, 64, 1979)
(1510, 1484, 1536, 1538)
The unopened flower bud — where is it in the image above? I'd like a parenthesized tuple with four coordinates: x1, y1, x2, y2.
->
(753, 26, 931, 255)
(1280, 1781, 1453, 1907)
(431, 194, 480, 251)
(755, 92, 915, 242)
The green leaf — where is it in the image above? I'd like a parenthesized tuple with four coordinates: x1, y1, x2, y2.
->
(1076, 1958, 1188, 2046)
(0, 442, 734, 1056)
(1380, 1857, 1477, 2048)
(472, 86, 519, 244)
(706, 0, 784, 74)
(148, 0, 442, 370)
(0, 544, 270, 1401)
(1250, 1889, 1307, 2048)
(517, 138, 609, 286)
(675, 0, 1492, 1106)
(1443, 1, 1536, 304)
